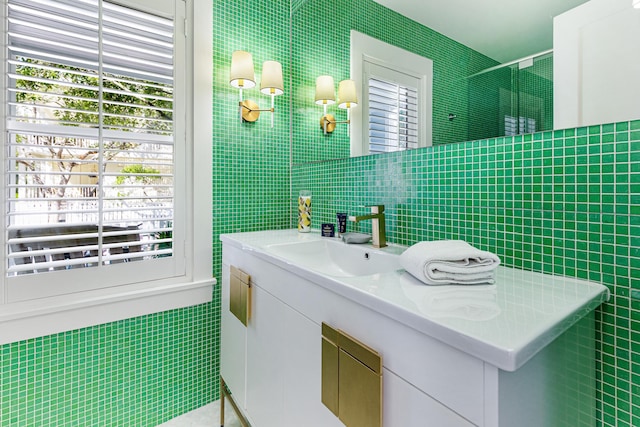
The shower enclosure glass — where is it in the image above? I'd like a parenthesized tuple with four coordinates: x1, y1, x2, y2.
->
(467, 51, 553, 141)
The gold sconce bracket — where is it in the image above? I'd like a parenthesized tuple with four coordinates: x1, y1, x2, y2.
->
(320, 114, 336, 133)
(239, 100, 261, 122)
(320, 114, 352, 135)
(239, 100, 275, 123)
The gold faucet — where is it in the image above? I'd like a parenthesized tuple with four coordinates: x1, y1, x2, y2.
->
(348, 205, 387, 248)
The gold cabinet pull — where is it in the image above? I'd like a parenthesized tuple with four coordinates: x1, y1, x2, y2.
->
(321, 322, 382, 427)
(230, 266, 251, 326)
(321, 335, 340, 416)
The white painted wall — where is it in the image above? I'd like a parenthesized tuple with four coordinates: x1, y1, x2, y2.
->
(554, 0, 640, 129)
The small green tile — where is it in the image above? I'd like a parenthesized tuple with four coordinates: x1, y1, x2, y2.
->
(602, 123, 615, 133)
(616, 121, 630, 132)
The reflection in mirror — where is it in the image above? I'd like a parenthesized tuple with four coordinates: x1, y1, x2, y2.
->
(349, 31, 433, 157)
(290, 0, 582, 164)
(467, 51, 554, 142)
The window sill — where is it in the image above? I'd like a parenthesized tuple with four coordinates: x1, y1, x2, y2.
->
(0, 277, 215, 345)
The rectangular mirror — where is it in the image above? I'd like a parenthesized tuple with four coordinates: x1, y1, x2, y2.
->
(290, 0, 591, 164)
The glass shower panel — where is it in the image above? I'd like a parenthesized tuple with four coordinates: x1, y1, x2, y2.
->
(518, 54, 554, 136)
(467, 52, 553, 141)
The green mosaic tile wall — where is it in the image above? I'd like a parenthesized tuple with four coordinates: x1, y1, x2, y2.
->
(292, 119, 640, 426)
(291, 0, 499, 164)
(0, 305, 215, 427)
(290, 0, 309, 14)
(210, 0, 291, 416)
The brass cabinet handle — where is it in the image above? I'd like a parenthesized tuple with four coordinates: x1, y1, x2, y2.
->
(321, 322, 382, 427)
(321, 335, 340, 416)
(338, 330, 382, 375)
(230, 266, 251, 326)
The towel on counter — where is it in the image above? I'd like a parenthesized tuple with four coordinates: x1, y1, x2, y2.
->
(400, 240, 501, 285)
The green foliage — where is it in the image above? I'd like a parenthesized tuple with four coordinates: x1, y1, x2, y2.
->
(154, 221, 173, 258)
(15, 58, 173, 132)
(115, 164, 161, 186)
(12, 58, 173, 205)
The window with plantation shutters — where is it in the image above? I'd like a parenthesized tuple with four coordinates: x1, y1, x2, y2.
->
(6, 0, 176, 277)
(0, 0, 213, 344)
(367, 74, 419, 154)
(350, 31, 432, 157)
(1, 0, 202, 308)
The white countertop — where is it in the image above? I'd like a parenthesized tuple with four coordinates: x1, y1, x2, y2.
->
(220, 229, 609, 371)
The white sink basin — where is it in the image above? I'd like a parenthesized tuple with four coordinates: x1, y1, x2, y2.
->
(265, 238, 403, 277)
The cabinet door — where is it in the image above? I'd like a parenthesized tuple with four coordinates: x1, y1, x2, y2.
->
(220, 263, 247, 408)
(283, 309, 344, 427)
(246, 283, 285, 427)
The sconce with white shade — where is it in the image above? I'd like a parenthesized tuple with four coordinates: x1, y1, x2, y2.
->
(315, 75, 336, 132)
(338, 78, 358, 115)
(315, 76, 358, 134)
(634, 0, 640, 8)
(229, 50, 284, 127)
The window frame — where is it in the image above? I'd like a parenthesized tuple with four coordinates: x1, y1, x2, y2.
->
(5, 0, 184, 298)
(0, 0, 213, 345)
(350, 30, 433, 157)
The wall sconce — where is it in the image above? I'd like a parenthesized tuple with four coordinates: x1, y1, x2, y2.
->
(315, 76, 358, 134)
(229, 50, 284, 127)
(634, 0, 640, 8)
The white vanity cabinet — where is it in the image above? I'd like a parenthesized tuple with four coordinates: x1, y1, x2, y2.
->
(220, 231, 608, 427)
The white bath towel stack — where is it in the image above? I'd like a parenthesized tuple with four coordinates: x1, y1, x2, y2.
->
(400, 240, 501, 285)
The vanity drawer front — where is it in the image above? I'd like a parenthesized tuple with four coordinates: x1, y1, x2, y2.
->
(320, 300, 485, 426)
(384, 368, 475, 426)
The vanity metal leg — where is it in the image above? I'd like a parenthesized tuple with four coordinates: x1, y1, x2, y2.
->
(220, 377, 225, 427)
(220, 376, 251, 427)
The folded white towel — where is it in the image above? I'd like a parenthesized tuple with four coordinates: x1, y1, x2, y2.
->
(400, 240, 501, 285)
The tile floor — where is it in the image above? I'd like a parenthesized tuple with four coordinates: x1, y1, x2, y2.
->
(157, 399, 241, 427)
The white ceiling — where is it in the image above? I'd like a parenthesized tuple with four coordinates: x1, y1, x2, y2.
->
(372, 0, 590, 63)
